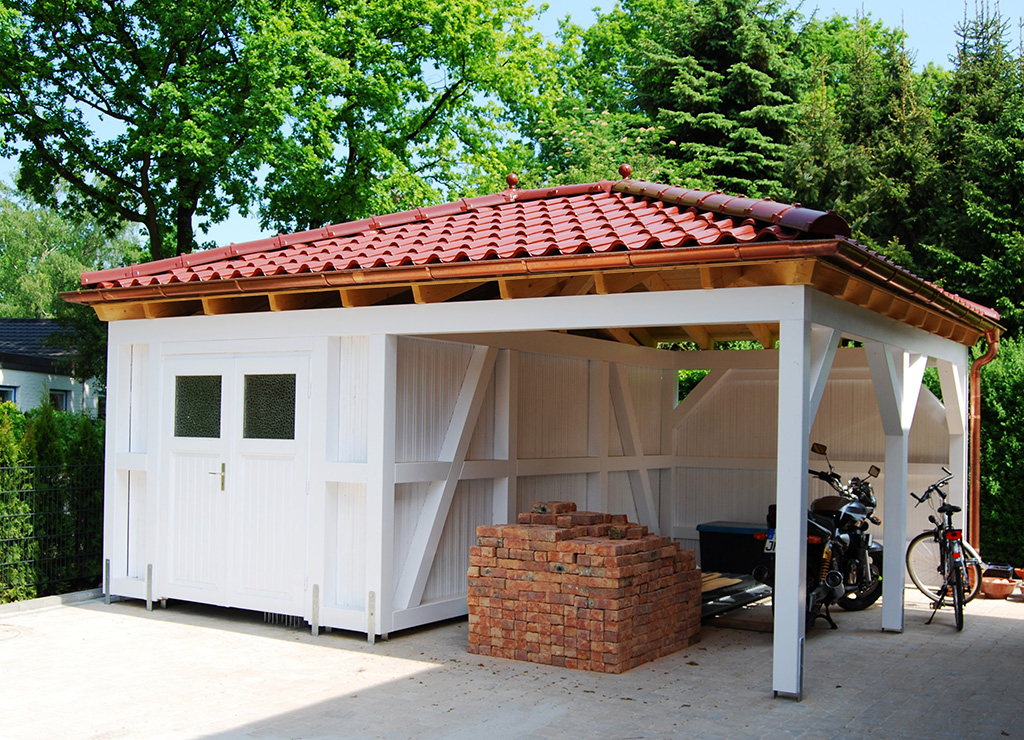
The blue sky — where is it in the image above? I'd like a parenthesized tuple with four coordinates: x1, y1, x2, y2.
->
(536, 0, 972, 69)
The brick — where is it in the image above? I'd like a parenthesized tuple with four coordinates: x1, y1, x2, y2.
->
(467, 506, 700, 676)
(530, 501, 577, 514)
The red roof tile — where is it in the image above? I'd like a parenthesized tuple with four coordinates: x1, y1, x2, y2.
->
(81, 179, 849, 289)
(75, 176, 999, 326)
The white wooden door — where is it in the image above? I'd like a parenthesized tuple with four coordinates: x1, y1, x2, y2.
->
(162, 354, 309, 615)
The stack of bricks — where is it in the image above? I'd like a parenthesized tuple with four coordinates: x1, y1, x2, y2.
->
(466, 501, 700, 673)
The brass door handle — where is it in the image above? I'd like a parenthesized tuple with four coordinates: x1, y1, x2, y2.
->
(208, 463, 225, 490)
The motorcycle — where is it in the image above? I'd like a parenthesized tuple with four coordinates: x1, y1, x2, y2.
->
(752, 443, 884, 629)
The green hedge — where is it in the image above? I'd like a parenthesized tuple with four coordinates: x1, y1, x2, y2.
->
(978, 336, 1024, 568)
(0, 402, 104, 603)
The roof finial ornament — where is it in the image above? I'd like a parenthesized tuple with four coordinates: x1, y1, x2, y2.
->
(506, 173, 519, 189)
(618, 163, 633, 179)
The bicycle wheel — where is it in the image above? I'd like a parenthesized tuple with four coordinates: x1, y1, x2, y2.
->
(950, 544, 964, 631)
(906, 532, 945, 600)
(961, 540, 983, 603)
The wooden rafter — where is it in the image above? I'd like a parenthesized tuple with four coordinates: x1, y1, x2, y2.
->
(339, 286, 408, 308)
(683, 324, 714, 350)
(411, 280, 485, 305)
(268, 291, 338, 312)
(201, 295, 267, 315)
(499, 276, 563, 300)
(605, 327, 641, 346)
(748, 323, 776, 350)
(595, 271, 650, 295)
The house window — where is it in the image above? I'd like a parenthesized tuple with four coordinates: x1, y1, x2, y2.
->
(174, 375, 222, 438)
(243, 374, 296, 440)
(49, 390, 69, 411)
(0, 386, 15, 404)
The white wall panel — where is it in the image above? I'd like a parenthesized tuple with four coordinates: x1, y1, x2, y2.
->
(126, 471, 147, 580)
(393, 482, 430, 592)
(515, 474, 588, 512)
(236, 455, 296, 598)
(466, 372, 497, 462)
(326, 482, 367, 610)
(336, 336, 370, 463)
(622, 364, 664, 454)
(395, 338, 473, 463)
(606, 471, 638, 521)
(672, 365, 962, 564)
(517, 353, 589, 458)
(128, 344, 149, 453)
(423, 480, 493, 604)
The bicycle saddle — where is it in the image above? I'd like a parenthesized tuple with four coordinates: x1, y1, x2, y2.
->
(937, 503, 961, 514)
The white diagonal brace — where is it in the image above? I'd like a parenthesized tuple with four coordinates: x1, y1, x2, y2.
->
(866, 342, 901, 435)
(609, 363, 660, 534)
(393, 345, 498, 610)
(808, 326, 841, 422)
(671, 369, 728, 430)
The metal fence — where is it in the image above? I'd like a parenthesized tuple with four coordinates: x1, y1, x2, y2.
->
(0, 464, 103, 603)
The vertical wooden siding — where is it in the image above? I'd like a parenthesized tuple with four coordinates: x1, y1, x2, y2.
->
(673, 367, 955, 558)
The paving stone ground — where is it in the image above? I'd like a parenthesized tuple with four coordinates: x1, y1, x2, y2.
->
(1, 588, 1022, 740)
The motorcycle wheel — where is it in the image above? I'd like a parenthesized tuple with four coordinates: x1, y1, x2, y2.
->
(836, 551, 883, 611)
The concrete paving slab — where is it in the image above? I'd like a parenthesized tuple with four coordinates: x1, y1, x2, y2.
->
(1, 588, 1022, 740)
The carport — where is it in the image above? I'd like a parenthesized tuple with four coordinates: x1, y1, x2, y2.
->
(65, 170, 1001, 699)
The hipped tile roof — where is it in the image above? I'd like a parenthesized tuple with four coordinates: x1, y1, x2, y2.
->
(81, 179, 851, 290)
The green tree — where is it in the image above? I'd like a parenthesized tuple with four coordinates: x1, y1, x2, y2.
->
(0, 0, 545, 260)
(628, 0, 804, 197)
(923, 3, 1024, 332)
(0, 185, 141, 318)
(786, 14, 939, 263)
(978, 335, 1024, 566)
(0, 185, 141, 387)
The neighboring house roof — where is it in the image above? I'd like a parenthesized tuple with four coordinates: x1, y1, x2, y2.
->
(65, 169, 1001, 347)
(0, 318, 72, 374)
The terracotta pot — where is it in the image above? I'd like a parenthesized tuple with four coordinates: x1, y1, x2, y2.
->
(982, 577, 1015, 599)
(1015, 567, 1024, 580)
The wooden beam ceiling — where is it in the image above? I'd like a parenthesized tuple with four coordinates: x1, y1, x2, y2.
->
(79, 255, 988, 348)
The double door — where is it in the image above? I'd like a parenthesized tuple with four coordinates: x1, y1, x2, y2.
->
(161, 353, 309, 614)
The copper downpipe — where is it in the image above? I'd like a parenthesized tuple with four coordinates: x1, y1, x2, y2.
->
(969, 329, 1000, 550)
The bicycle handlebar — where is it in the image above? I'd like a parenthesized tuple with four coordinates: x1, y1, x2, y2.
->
(910, 469, 956, 506)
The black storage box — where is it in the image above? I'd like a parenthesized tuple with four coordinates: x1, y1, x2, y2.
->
(696, 521, 769, 575)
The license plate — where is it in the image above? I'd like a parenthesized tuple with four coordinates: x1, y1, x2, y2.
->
(764, 528, 776, 553)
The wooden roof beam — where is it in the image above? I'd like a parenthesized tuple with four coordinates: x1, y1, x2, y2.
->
(499, 276, 563, 300)
(555, 274, 596, 297)
(201, 295, 269, 316)
(604, 327, 641, 346)
(595, 271, 650, 295)
(268, 291, 340, 312)
(748, 323, 777, 349)
(339, 286, 409, 308)
(683, 324, 714, 350)
(141, 300, 199, 319)
(411, 280, 485, 305)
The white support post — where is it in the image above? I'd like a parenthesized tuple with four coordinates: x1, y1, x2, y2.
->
(773, 319, 812, 699)
(937, 359, 969, 513)
(609, 363, 660, 534)
(366, 334, 398, 639)
(393, 346, 498, 610)
(493, 349, 519, 525)
(867, 343, 926, 633)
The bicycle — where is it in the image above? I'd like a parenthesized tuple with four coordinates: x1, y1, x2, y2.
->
(904, 467, 983, 631)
